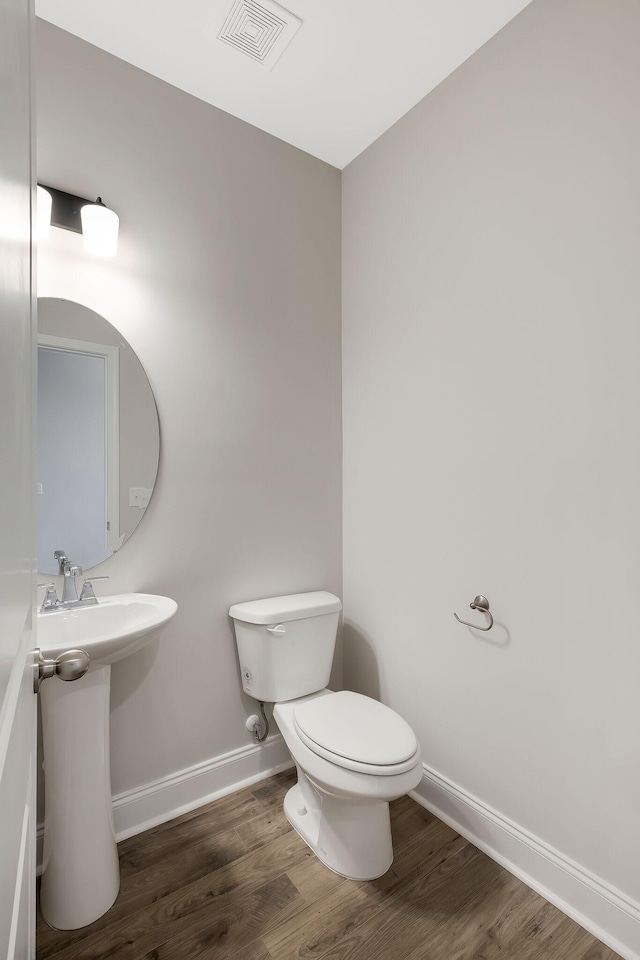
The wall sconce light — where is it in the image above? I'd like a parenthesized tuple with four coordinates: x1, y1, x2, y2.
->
(37, 184, 119, 257)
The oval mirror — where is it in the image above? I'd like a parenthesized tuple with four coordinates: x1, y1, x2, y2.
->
(37, 298, 160, 575)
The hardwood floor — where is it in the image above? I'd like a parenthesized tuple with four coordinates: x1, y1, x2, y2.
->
(37, 769, 621, 960)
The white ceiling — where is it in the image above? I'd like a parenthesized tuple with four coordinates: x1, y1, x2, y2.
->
(35, 0, 532, 169)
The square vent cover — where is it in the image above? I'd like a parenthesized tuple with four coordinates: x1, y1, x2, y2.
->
(217, 0, 302, 71)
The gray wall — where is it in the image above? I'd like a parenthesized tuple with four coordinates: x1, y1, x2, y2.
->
(343, 0, 640, 939)
(36, 20, 342, 797)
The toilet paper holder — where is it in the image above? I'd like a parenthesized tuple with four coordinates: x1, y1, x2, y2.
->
(454, 595, 493, 631)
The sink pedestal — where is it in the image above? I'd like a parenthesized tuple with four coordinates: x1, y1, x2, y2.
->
(36, 593, 178, 928)
(40, 664, 120, 930)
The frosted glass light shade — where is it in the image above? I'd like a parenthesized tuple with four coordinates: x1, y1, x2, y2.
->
(37, 185, 52, 240)
(80, 200, 119, 257)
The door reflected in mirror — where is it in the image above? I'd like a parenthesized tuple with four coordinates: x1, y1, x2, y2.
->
(38, 298, 160, 576)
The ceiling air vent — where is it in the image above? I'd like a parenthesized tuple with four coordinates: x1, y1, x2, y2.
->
(217, 0, 302, 70)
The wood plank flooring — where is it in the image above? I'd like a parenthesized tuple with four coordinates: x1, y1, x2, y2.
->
(36, 769, 622, 960)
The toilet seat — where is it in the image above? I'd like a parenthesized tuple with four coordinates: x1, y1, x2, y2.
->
(293, 691, 420, 776)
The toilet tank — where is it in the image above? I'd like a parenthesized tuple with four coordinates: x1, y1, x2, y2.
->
(229, 591, 342, 702)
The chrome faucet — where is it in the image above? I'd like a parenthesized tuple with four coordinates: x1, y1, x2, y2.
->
(40, 549, 109, 613)
(54, 550, 82, 603)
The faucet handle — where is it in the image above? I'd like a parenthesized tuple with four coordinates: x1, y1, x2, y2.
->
(38, 582, 60, 610)
(70, 564, 83, 578)
(79, 576, 109, 602)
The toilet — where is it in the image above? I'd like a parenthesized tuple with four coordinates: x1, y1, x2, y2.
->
(229, 591, 422, 880)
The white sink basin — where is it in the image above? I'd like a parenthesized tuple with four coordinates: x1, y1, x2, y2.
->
(37, 592, 177, 666)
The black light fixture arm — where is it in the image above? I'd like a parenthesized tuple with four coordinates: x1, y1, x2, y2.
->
(38, 184, 102, 235)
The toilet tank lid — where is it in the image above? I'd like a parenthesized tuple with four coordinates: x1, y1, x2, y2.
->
(229, 591, 342, 624)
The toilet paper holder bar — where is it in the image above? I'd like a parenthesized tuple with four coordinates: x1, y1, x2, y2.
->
(454, 595, 493, 631)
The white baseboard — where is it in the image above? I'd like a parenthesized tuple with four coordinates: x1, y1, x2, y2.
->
(410, 764, 640, 960)
(112, 733, 293, 841)
(37, 735, 293, 872)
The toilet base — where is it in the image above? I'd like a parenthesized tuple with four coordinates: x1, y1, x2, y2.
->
(283, 780, 393, 881)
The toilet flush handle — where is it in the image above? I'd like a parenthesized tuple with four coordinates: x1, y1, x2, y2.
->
(266, 624, 286, 635)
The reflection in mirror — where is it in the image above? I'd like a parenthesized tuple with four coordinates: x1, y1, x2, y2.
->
(38, 298, 160, 576)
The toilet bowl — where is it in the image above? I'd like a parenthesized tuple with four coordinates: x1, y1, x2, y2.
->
(274, 690, 422, 879)
(229, 591, 422, 880)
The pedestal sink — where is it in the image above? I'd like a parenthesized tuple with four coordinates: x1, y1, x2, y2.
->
(38, 593, 177, 930)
